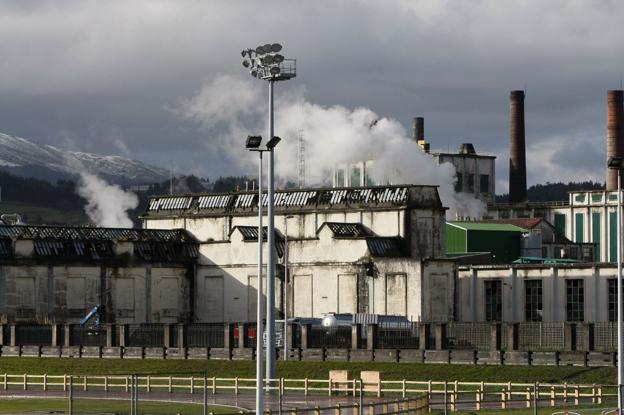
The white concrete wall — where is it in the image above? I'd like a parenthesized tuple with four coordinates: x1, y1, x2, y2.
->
(457, 265, 616, 322)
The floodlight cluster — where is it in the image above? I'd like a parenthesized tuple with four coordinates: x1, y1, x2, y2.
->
(241, 43, 285, 79)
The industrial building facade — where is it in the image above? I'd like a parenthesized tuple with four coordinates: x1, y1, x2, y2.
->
(142, 185, 455, 323)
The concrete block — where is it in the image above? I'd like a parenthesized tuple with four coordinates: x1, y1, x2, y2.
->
(187, 347, 209, 360)
(450, 350, 476, 364)
(144, 347, 165, 359)
(504, 351, 530, 365)
(1, 346, 20, 356)
(81, 346, 102, 358)
(61, 346, 81, 358)
(558, 351, 587, 366)
(301, 348, 324, 361)
(20, 345, 41, 357)
(232, 348, 254, 360)
(587, 352, 615, 367)
(329, 370, 352, 394)
(278, 348, 301, 361)
(531, 351, 558, 366)
(325, 348, 349, 361)
(102, 347, 122, 359)
(349, 350, 373, 362)
(123, 347, 144, 359)
(41, 346, 61, 358)
(399, 349, 424, 363)
(209, 348, 232, 360)
(374, 349, 398, 363)
(424, 350, 450, 364)
(20, 346, 41, 357)
(477, 351, 502, 365)
(166, 347, 187, 359)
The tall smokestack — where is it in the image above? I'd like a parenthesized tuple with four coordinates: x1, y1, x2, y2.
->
(509, 90, 527, 203)
(413, 117, 424, 142)
(607, 90, 624, 191)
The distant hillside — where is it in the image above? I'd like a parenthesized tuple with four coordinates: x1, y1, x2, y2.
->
(0, 132, 168, 184)
(496, 181, 605, 203)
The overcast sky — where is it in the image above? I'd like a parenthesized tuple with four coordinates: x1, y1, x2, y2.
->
(1, 0, 623, 192)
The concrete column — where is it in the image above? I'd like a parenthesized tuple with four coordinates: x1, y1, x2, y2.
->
(506, 323, 519, 351)
(419, 323, 431, 350)
(301, 324, 311, 349)
(118, 324, 128, 348)
(64, 324, 71, 347)
(237, 323, 246, 348)
(434, 323, 446, 350)
(163, 324, 171, 348)
(366, 324, 378, 351)
(51, 324, 59, 347)
(105, 324, 114, 347)
(351, 324, 361, 350)
(285, 323, 294, 351)
(0, 324, 4, 345)
(579, 323, 594, 351)
(223, 323, 234, 350)
(177, 324, 186, 349)
(490, 323, 502, 351)
(564, 323, 574, 351)
(10, 324, 16, 346)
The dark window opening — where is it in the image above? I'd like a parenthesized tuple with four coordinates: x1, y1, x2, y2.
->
(525, 280, 543, 322)
(484, 280, 502, 322)
(566, 279, 584, 321)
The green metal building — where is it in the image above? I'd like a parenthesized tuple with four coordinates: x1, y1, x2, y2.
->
(446, 222, 527, 264)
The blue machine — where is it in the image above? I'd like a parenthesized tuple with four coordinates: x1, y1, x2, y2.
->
(80, 305, 105, 331)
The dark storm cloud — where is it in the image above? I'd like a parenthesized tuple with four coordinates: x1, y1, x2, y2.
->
(0, 0, 622, 187)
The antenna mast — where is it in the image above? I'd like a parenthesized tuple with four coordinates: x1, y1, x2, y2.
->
(297, 129, 306, 188)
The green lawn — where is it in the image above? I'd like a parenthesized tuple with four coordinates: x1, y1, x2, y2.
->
(0, 397, 235, 414)
(0, 357, 616, 384)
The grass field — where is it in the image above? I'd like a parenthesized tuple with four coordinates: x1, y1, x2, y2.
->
(0, 357, 616, 384)
(0, 397, 235, 414)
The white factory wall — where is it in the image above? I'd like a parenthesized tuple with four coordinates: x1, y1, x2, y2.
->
(457, 265, 617, 322)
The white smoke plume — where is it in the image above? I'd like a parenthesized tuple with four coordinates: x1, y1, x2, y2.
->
(77, 171, 139, 228)
(176, 75, 486, 219)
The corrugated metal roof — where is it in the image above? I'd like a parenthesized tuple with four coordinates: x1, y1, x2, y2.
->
(366, 237, 404, 257)
(0, 225, 195, 243)
(145, 185, 423, 216)
(324, 222, 371, 238)
(230, 226, 285, 257)
(447, 222, 528, 232)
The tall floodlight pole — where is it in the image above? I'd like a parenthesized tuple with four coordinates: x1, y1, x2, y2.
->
(608, 156, 624, 414)
(246, 135, 265, 415)
(242, 43, 296, 389)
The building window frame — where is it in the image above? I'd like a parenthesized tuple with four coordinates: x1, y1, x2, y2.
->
(524, 279, 543, 322)
(566, 279, 584, 322)
(484, 279, 502, 322)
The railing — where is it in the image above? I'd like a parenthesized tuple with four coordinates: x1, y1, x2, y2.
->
(0, 373, 616, 412)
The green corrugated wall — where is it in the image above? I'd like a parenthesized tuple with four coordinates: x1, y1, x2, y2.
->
(467, 230, 521, 264)
(575, 213, 584, 243)
(445, 224, 466, 253)
(592, 212, 601, 261)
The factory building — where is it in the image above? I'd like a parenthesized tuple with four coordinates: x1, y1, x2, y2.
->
(142, 185, 456, 323)
(0, 226, 198, 324)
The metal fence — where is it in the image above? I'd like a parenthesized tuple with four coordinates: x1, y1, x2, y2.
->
(518, 322, 565, 351)
(186, 323, 224, 348)
(446, 322, 492, 351)
(15, 324, 52, 346)
(377, 323, 419, 349)
(126, 324, 165, 347)
(69, 325, 107, 347)
(594, 322, 617, 351)
(309, 326, 351, 349)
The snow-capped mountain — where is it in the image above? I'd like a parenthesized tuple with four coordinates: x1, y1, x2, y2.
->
(0, 132, 169, 184)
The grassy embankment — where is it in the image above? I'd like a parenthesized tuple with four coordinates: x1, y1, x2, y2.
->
(0, 357, 616, 384)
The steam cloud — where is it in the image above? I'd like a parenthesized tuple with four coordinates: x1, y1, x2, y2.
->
(77, 171, 139, 228)
(176, 75, 486, 218)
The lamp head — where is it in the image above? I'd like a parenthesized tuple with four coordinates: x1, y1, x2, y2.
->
(246, 135, 262, 149)
(266, 136, 281, 149)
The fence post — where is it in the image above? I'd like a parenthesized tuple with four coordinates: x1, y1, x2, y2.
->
(235, 376, 239, 395)
(147, 375, 151, 393)
(191, 376, 194, 394)
(304, 378, 309, 396)
(83, 376, 87, 392)
(351, 324, 361, 350)
(598, 385, 603, 404)
(367, 324, 378, 350)
(104, 376, 108, 392)
(237, 323, 246, 349)
(501, 388, 506, 409)
(434, 324, 446, 350)
(23, 374, 26, 391)
(223, 323, 234, 350)
(476, 382, 482, 410)
(118, 324, 128, 348)
(212, 376, 217, 394)
(335, 403, 341, 415)
(419, 323, 431, 350)
(301, 324, 311, 350)
(506, 323, 519, 351)
(43, 374, 47, 391)
(550, 385, 555, 406)
(451, 381, 457, 411)
(490, 323, 502, 351)
(573, 385, 579, 406)
(105, 324, 114, 347)
(564, 324, 574, 351)
(164, 324, 171, 348)
(168, 376, 172, 393)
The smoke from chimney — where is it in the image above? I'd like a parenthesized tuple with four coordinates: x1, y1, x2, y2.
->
(509, 90, 527, 203)
(607, 90, 624, 191)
